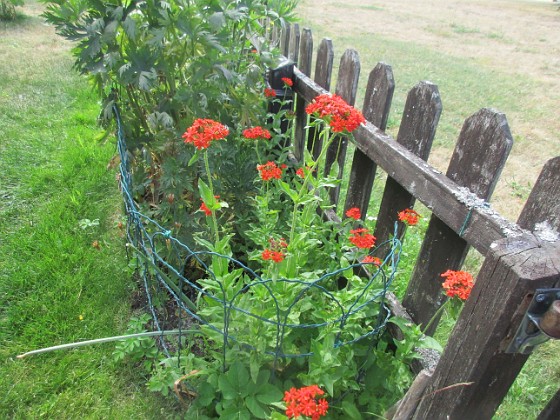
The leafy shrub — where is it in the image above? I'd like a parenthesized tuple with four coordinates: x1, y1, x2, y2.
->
(0, 0, 23, 20)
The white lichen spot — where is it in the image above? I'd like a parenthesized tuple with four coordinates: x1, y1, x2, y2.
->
(534, 221, 559, 242)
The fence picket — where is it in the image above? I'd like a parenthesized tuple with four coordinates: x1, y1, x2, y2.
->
(403, 109, 513, 334)
(413, 233, 560, 419)
(517, 156, 560, 231)
(373, 81, 442, 245)
(324, 49, 361, 207)
(344, 62, 394, 218)
(308, 38, 334, 160)
(293, 28, 313, 161)
(288, 23, 300, 65)
(281, 22, 291, 57)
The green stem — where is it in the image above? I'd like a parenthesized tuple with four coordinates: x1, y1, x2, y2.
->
(422, 299, 449, 334)
(204, 151, 220, 243)
(17, 330, 195, 359)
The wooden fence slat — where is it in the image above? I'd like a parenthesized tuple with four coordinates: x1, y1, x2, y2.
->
(293, 28, 313, 161)
(537, 388, 560, 420)
(281, 22, 291, 58)
(344, 62, 395, 218)
(373, 81, 442, 245)
(403, 109, 513, 334)
(288, 23, 300, 66)
(517, 156, 560, 232)
(412, 232, 560, 419)
(293, 68, 524, 253)
(307, 38, 334, 160)
(323, 49, 361, 207)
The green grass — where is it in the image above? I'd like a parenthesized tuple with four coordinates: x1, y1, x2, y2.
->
(0, 3, 178, 417)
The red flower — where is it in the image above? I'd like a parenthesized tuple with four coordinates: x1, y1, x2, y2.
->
(362, 255, 382, 266)
(305, 93, 365, 133)
(441, 270, 474, 301)
(257, 161, 285, 181)
(398, 208, 421, 226)
(281, 77, 293, 87)
(283, 385, 328, 420)
(345, 207, 361, 220)
(296, 167, 305, 178)
(242, 126, 272, 140)
(199, 201, 212, 216)
(182, 118, 229, 150)
(264, 87, 276, 98)
(262, 249, 285, 263)
(349, 228, 376, 249)
(199, 196, 220, 216)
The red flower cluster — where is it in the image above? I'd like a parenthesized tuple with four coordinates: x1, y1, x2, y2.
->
(262, 249, 285, 263)
(362, 255, 382, 266)
(284, 385, 329, 420)
(349, 228, 376, 249)
(296, 167, 305, 178)
(441, 270, 474, 301)
(264, 87, 276, 98)
(182, 118, 229, 150)
(281, 77, 293, 87)
(305, 93, 365, 133)
(257, 161, 286, 181)
(242, 126, 271, 140)
(345, 207, 361, 220)
(398, 208, 421, 226)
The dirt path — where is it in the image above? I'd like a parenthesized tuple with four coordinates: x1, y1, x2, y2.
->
(296, 0, 560, 219)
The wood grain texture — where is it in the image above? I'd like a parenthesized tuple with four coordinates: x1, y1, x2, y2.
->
(374, 81, 442, 246)
(413, 234, 560, 419)
(293, 28, 313, 161)
(324, 49, 361, 206)
(344, 63, 395, 218)
(404, 109, 513, 334)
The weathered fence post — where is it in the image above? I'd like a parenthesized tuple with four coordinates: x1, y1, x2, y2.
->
(288, 23, 300, 66)
(308, 38, 334, 160)
(538, 388, 560, 420)
(293, 28, 313, 161)
(323, 49, 361, 207)
(373, 82, 442, 245)
(413, 155, 560, 419)
(344, 62, 395, 218)
(403, 109, 513, 334)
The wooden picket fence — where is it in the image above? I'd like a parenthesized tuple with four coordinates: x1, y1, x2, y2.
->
(274, 23, 560, 419)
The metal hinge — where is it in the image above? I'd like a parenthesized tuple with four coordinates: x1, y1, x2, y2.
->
(506, 289, 560, 354)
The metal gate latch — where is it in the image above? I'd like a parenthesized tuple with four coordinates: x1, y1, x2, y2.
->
(506, 288, 560, 354)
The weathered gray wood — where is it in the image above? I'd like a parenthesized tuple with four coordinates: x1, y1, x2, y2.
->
(374, 81, 442, 245)
(308, 38, 334, 160)
(537, 388, 560, 420)
(288, 23, 300, 66)
(323, 49, 360, 207)
(281, 23, 291, 58)
(403, 109, 513, 334)
(413, 233, 560, 419)
(518, 156, 560, 232)
(390, 369, 433, 420)
(293, 67, 525, 253)
(344, 63, 394, 218)
(293, 28, 313, 161)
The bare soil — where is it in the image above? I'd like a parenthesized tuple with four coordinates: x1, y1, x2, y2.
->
(297, 0, 560, 220)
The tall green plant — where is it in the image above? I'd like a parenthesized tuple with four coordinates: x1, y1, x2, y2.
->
(41, 0, 298, 247)
(0, 0, 23, 20)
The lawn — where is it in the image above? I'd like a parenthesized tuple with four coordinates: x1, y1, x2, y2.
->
(0, 2, 177, 417)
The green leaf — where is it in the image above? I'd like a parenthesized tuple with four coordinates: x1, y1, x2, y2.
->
(188, 150, 200, 166)
(278, 180, 298, 202)
(419, 335, 443, 353)
(198, 179, 215, 205)
(256, 384, 283, 405)
(246, 395, 268, 419)
(341, 400, 363, 419)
